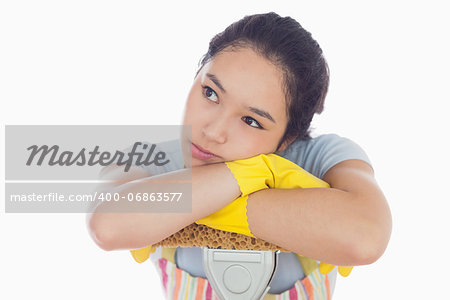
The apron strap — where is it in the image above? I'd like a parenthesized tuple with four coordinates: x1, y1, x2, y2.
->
(161, 247, 177, 264)
(296, 254, 318, 276)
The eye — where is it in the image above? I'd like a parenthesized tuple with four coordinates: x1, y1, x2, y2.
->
(242, 116, 263, 129)
(201, 85, 218, 103)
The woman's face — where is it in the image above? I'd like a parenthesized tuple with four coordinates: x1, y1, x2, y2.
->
(182, 47, 292, 167)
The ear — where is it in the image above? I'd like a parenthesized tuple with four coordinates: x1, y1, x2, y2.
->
(276, 136, 296, 153)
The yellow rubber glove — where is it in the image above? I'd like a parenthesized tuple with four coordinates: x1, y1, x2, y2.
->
(196, 154, 329, 237)
(130, 245, 156, 263)
(195, 154, 278, 237)
(319, 262, 353, 277)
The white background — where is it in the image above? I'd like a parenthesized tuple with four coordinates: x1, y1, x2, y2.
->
(1, 0, 449, 299)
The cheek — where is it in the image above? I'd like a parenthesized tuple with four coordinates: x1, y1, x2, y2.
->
(229, 134, 275, 158)
(183, 95, 200, 123)
(247, 138, 272, 152)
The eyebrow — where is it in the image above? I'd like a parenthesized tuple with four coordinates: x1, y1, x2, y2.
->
(248, 107, 276, 123)
(206, 72, 276, 124)
(206, 73, 227, 94)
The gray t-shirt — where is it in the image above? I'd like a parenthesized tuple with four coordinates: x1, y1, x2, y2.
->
(132, 134, 371, 295)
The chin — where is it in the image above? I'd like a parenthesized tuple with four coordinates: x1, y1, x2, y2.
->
(192, 158, 220, 166)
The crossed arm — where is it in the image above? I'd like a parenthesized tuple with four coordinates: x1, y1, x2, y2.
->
(87, 159, 391, 267)
(246, 159, 391, 266)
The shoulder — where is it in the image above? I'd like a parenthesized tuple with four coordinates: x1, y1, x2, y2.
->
(279, 134, 371, 179)
(286, 133, 363, 151)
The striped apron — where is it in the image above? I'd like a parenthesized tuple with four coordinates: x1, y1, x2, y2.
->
(153, 247, 331, 300)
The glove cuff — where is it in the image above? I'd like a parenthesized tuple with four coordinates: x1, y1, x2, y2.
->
(225, 154, 274, 197)
(195, 195, 255, 238)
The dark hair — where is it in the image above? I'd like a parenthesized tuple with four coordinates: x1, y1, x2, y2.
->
(196, 12, 329, 150)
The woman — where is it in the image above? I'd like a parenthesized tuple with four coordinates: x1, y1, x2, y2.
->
(87, 12, 391, 299)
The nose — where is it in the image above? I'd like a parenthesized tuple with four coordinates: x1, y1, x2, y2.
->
(202, 114, 228, 144)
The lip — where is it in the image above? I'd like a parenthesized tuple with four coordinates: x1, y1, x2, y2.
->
(191, 142, 218, 160)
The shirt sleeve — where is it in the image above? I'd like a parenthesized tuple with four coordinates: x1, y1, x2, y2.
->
(280, 134, 372, 179)
(116, 139, 184, 176)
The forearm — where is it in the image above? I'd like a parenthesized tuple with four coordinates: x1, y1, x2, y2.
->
(89, 162, 240, 250)
(246, 187, 391, 266)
